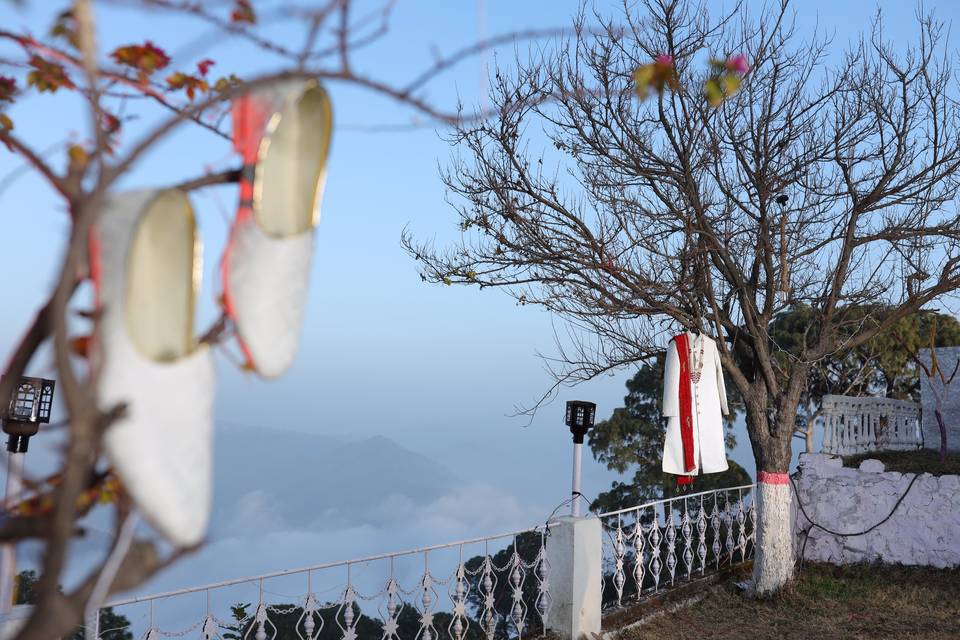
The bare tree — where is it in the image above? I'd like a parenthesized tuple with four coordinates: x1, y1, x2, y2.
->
(406, 0, 960, 593)
(0, 1, 558, 637)
(895, 322, 960, 463)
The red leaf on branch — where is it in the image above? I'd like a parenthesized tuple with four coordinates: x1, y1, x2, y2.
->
(704, 54, 750, 107)
(633, 54, 680, 100)
(196, 58, 215, 76)
(0, 76, 14, 139)
(111, 41, 171, 83)
(12, 471, 120, 518)
(166, 72, 209, 100)
(0, 76, 17, 103)
(231, 0, 256, 24)
(101, 111, 121, 135)
(725, 54, 750, 75)
(0, 111, 11, 152)
(69, 334, 91, 358)
(213, 74, 241, 93)
(26, 55, 75, 93)
(50, 8, 80, 49)
(67, 144, 95, 171)
(99, 111, 123, 154)
(0, 113, 13, 138)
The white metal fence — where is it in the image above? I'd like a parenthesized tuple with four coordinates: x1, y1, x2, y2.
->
(820, 394, 922, 456)
(91, 484, 758, 638)
(96, 527, 551, 640)
(598, 484, 756, 610)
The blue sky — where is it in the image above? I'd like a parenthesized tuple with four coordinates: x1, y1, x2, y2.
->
(2, 0, 959, 606)
(0, 0, 644, 521)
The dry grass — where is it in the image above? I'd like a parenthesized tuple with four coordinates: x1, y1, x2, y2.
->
(842, 449, 960, 476)
(618, 563, 960, 640)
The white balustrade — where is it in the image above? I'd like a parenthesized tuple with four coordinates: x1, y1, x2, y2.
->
(85, 484, 760, 638)
(820, 395, 922, 456)
(597, 485, 756, 609)
(95, 528, 551, 640)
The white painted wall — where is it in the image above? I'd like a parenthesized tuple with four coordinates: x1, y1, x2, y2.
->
(792, 453, 960, 568)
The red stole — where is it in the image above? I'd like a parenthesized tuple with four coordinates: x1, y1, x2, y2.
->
(673, 334, 697, 485)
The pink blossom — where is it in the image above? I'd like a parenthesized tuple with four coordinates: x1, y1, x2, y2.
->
(655, 54, 674, 67)
(726, 54, 750, 75)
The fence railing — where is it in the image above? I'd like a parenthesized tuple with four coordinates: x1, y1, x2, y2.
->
(96, 527, 551, 640)
(597, 484, 756, 610)
(820, 394, 922, 456)
(90, 484, 758, 638)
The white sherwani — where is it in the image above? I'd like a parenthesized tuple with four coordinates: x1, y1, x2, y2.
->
(661, 332, 730, 475)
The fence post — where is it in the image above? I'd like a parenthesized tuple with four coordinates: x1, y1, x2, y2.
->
(544, 516, 602, 640)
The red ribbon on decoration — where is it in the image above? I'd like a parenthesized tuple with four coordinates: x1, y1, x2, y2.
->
(674, 334, 696, 485)
(222, 93, 272, 369)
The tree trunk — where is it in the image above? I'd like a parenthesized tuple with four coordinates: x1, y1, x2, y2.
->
(935, 406, 948, 464)
(753, 473, 793, 594)
(745, 406, 795, 595)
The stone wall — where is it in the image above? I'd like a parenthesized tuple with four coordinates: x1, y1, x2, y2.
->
(919, 346, 960, 452)
(792, 453, 960, 568)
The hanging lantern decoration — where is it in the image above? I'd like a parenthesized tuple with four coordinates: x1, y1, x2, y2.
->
(0, 376, 55, 453)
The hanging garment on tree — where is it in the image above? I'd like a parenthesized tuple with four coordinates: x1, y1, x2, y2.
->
(662, 332, 730, 484)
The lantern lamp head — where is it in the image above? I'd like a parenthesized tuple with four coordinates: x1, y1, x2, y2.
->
(565, 400, 596, 444)
(1, 376, 55, 453)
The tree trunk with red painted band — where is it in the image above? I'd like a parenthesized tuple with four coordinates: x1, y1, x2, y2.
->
(745, 401, 796, 595)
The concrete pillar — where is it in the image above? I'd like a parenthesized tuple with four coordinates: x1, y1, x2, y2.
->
(544, 516, 602, 640)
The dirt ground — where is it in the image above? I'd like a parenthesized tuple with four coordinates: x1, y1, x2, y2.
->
(619, 563, 960, 640)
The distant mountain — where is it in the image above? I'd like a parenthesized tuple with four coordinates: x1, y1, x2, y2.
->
(59, 426, 461, 593)
(211, 425, 461, 536)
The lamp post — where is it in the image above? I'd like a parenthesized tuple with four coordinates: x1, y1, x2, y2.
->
(564, 400, 596, 517)
(0, 376, 55, 613)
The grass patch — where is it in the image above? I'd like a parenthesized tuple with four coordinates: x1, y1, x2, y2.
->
(618, 563, 960, 640)
(842, 449, 960, 476)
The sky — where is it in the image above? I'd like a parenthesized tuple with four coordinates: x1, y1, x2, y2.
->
(1, 0, 958, 623)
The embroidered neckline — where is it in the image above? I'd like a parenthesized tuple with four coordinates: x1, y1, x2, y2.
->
(687, 332, 705, 383)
